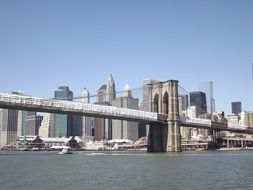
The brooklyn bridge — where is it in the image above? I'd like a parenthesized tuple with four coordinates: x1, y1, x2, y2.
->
(0, 80, 251, 152)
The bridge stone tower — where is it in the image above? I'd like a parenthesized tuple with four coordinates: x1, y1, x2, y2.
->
(147, 80, 181, 152)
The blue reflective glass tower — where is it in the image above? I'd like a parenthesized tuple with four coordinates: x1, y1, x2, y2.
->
(54, 86, 73, 137)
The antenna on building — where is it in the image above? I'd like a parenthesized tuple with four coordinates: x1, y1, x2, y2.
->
(209, 81, 213, 114)
(252, 63, 253, 80)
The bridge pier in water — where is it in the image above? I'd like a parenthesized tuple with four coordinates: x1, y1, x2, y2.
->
(147, 120, 181, 152)
(147, 80, 181, 152)
(147, 124, 167, 152)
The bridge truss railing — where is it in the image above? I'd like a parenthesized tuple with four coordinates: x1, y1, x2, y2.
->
(180, 116, 253, 134)
(0, 93, 158, 122)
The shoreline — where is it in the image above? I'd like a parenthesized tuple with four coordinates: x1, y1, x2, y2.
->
(2, 147, 253, 152)
(218, 147, 253, 151)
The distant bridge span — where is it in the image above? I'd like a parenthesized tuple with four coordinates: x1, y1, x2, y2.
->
(157, 114, 253, 134)
(0, 92, 252, 134)
(0, 93, 159, 123)
(1, 87, 253, 153)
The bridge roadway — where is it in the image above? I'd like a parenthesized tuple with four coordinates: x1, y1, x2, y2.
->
(180, 116, 253, 134)
(0, 93, 253, 134)
(0, 93, 158, 123)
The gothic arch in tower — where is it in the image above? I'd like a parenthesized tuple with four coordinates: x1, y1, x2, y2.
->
(163, 91, 169, 114)
(153, 93, 159, 113)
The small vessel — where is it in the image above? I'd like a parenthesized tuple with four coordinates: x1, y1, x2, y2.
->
(87, 153, 105, 155)
(59, 148, 72, 155)
(195, 148, 206, 151)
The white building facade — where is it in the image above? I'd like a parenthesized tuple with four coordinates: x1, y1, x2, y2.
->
(112, 83, 139, 141)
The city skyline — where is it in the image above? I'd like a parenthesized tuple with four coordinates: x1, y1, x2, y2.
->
(1, 2, 253, 189)
(0, 1, 253, 115)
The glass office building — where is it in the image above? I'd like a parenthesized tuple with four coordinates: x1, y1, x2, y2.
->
(54, 86, 73, 137)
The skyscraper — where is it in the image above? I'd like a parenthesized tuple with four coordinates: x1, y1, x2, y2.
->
(94, 102, 112, 141)
(106, 74, 116, 105)
(178, 94, 190, 140)
(178, 94, 189, 116)
(231, 102, 242, 115)
(54, 86, 73, 137)
(93, 75, 116, 141)
(199, 81, 215, 114)
(112, 82, 139, 141)
(71, 115, 83, 137)
(17, 110, 36, 136)
(82, 88, 90, 103)
(93, 84, 107, 141)
(97, 85, 107, 103)
(139, 79, 159, 137)
(189, 91, 208, 137)
(0, 109, 18, 146)
(190, 91, 207, 117)
(139, 79, 159, 112)
(82, 88, 93, 138)
(54, 86, 73, 101)
(97, 74, 116, 105)
(209, 81, 215, 114)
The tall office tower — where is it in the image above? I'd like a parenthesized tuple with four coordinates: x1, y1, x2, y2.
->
(0, 109, 18, 146)
(17, 110, 36, 136)
(106, 74, 116, 105)
(209, 81, 215, 114)
(93, 75, 116, 141)
(179, 94, 190, 140)
(112, 83, 139, 141)
(190, 91, 207, 118)
(82, 88, 92, 138)
(54, 86, 73, 101)
(97, 85, 107, 103)
(199, 81, 215, 114)
(231, 102, 242, 115)
(94, 102, 112, 141)
(94, 85, 107, 140)
(97, 74, 116, 105)
(139, 79, 159, 137)
(139, 79, 159, 111)
(178, 94, 189, 116)
(25, 115, 43, 136)
(70, 115, 83, 137)
(190, 91, 208, 137)
(82, 88, 90, 103)
(39, 113, 55, 137)
(54, 86, 73, 137)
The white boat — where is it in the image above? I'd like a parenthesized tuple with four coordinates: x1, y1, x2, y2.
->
(59, 148, 72, 155)
(86, 153, 105, 155)
(50, 145, 70, 150)
(195, 148, 206, 151)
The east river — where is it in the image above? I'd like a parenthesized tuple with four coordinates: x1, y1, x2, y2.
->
(1, 150, 253, 190)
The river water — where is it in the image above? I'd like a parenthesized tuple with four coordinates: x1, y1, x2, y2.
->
(0, 150, 253, 190)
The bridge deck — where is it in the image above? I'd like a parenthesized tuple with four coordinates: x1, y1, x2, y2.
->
(0, 93, 252, 134)
(0, 93, 158, 123)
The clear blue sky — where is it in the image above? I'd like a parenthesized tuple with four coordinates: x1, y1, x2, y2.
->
(0, 0, 252, 115)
